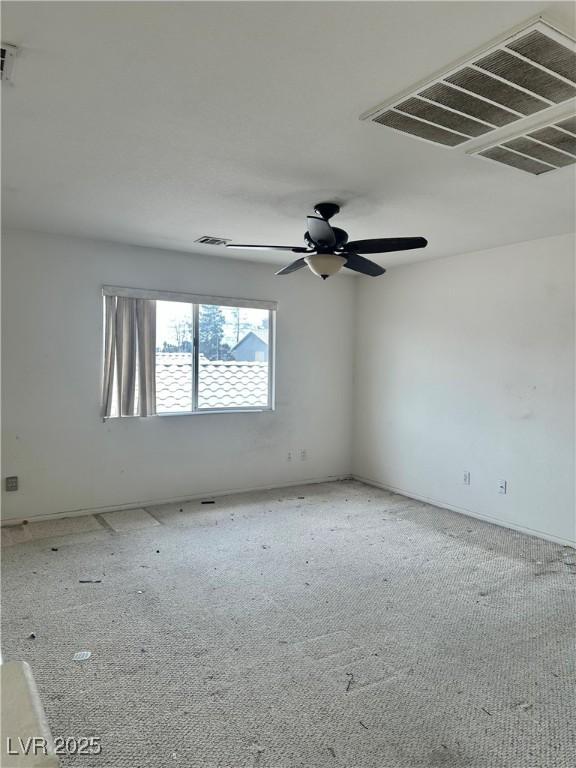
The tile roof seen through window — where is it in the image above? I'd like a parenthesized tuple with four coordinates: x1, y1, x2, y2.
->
(155, 353, 269, 411)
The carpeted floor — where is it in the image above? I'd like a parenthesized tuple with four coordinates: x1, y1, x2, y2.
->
(2, 480, 575, 768)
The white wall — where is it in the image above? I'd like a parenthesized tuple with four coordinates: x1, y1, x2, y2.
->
(3, 229, 575, 544)
(352, 233, 576, 545)
(1, 230, 355, 522)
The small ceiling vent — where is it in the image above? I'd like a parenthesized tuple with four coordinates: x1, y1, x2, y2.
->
(362, 18, 576, 154)
(472, 115, 576, 174)
(1, 44, 19, 83)
(194, 235, 231, 246)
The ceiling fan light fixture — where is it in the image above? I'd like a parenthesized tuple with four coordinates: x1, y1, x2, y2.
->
(305, 253, 347, 280)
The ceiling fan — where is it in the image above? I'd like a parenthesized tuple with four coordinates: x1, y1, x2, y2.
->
(226, 203, 428, 279)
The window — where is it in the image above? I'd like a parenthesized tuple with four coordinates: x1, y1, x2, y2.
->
(156, 301, 273, 413)
(102, 287, 276, 417)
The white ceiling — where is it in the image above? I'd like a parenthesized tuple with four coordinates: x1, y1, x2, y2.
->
(2, 1, 575, 269)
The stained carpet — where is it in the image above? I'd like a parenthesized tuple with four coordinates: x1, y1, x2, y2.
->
(2, 481, 574, 768)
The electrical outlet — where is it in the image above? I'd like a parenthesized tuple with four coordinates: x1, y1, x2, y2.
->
(463, 471, 471, 485)
(5, 476, 18, 492)
(300, 449, 307, 462)
(287, 451, 292, 463)
(498, 479, 507, 495)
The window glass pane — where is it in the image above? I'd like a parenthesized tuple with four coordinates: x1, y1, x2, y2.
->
(155, 301, 193, 413)
(197, 305, 270, 409)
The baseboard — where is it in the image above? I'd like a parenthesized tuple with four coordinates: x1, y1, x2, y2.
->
(1, 474, 353, 527)
(352, 474, 576, 548)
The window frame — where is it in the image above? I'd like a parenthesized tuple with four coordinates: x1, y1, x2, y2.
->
(102, 286, 276, 417)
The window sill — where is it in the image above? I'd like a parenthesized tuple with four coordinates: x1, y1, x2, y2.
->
(157, 407, 274, 416)
(103, 407, 274, 421)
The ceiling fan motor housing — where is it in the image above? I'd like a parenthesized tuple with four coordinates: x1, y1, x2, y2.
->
(332, 227, 348, 249)
(304, 226, 349, 252)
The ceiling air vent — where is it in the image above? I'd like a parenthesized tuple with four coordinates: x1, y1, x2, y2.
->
(194, 236, 231, 246)
(361, 18, 576, 151)
(1, 44, 19, 83)
(472, 114, 576, 174)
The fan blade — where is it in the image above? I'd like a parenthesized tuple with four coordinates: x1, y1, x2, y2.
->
(227, 243, 309, 253)
(275, 258, 307, 275)
(345, 237, 427, 255)
(343, 253, 386, 277)
(307, 216, 336, 247)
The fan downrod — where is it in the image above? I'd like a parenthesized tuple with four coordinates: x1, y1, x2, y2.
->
(314, 202, 340, 221)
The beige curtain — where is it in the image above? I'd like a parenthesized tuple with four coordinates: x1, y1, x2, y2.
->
(101, 296, 156, 417)
(101, 296, 116, 417)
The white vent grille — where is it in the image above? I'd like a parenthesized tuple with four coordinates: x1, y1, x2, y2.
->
(361, 18, 576, 155)
(1, 44, 19, 83)
(472, 115, 576, 174)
